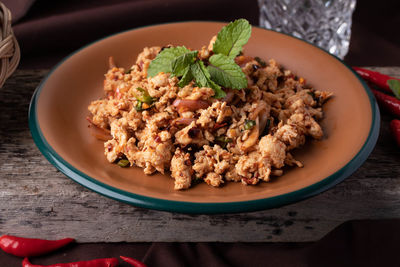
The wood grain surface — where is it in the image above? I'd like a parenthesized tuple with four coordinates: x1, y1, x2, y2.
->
(0, 67, 399, 242)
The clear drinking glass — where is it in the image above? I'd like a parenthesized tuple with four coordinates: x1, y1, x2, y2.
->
(258, 0, 356, 59)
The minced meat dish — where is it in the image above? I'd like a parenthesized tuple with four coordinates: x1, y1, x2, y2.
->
(88, 21, 332, 190)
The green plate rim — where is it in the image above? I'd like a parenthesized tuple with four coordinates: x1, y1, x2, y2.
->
(28, 21, 380, 214)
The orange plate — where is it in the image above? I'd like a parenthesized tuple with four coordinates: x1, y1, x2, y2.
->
(29, 21, 380, 214)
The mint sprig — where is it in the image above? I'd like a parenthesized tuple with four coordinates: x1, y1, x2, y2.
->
(212, 18, 252, 59)
(147, 19, 252, 98)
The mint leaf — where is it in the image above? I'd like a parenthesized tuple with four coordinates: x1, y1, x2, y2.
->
(191, 60, 226, 98)
(171, 50, 198, 77)
(212, 19, 252, 59)
(177, 66, 193, 87)
(388, 79, 400, 100)
(208, 54, 247, 89)
(209, 79, 226, 99)
(147, 46, 192, 77)
(190, 60, 210, 87)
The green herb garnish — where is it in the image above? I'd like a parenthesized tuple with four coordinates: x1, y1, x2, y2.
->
(178, 66, 194, 87)
(147, 19, 252, 99)
(117, 159, 130, 167)
(215, 136, 232, 143)
(147, 46, 194, 77)
(215, 135, 232, 148)
(212, 18, 252, 59)
(207, 54, 247, 89)
(135, 100, 143, 111)
(190, 60, 226, 99)
(388, 79, 400, 99)
(244, 120, 256, 130)
(171, 50, 198, 77)
(136, 87, 154, 104)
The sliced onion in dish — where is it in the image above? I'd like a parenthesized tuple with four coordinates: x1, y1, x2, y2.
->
(89, 126, 112, 141)
(238, 117, 260, 152)
(173, 99, 210, 112)
(249, 101, 267, 120)
(87, 117, 112, 141)
(173, 117, 196, 125)
(221, 89, 235, 103)
(258, 109, 269, 135)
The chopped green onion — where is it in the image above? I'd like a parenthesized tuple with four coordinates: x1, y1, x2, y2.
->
(117, 159, 130, 167)
(215, 135, 232, 149)
(136, 87, 154, 104)
(215, 136, 232, 143)
(125, 68, 133, 74)
(135, 100, 143, 111)
(244, 120, 256, 130)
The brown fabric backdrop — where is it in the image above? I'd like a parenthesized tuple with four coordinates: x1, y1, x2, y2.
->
(4, 0, 400, 68)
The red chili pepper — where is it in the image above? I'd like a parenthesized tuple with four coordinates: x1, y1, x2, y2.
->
(353, 67, 400, 94)
(0, 235, 74, 257)
(371, 89, 400, 118)
(22, 257, 119, 267)
(120, 256, 147, 267)
(390, 119, 400, 147)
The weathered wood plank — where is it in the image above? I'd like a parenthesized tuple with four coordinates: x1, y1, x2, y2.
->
(0, 68, 399, 242)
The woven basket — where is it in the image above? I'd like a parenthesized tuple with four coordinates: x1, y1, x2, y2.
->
(0, 2, 19, 88)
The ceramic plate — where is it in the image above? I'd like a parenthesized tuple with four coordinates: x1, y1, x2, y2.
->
(29, 21, 380, 214)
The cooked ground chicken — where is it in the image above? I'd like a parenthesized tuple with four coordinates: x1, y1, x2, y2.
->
(88, 37, 332, 190)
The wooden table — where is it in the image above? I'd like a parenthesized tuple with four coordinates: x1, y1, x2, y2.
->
(1, 67, 399, 243)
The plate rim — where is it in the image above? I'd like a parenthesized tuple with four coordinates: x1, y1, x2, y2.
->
(28, 21, 381, 214)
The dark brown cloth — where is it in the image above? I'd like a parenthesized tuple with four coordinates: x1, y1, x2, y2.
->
(4, 0, 400, 68)
(1, 220, 400, 266)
